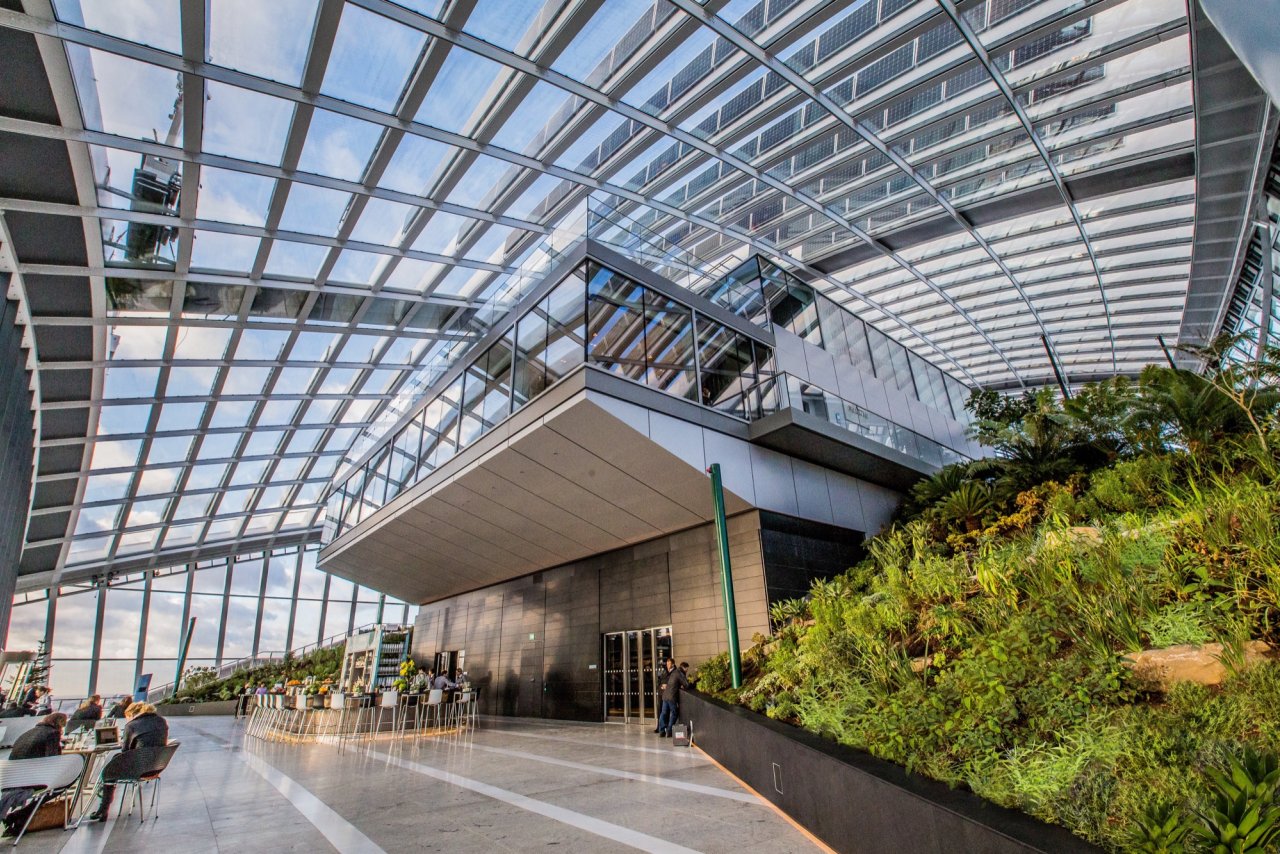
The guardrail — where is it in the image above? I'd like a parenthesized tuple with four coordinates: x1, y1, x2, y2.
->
(146, 623, 382, 702)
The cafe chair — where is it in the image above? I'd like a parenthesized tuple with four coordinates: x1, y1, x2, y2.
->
(0, 754, 86, 844)
(85, 743, 178, 824)
(136, 743, 179, 820)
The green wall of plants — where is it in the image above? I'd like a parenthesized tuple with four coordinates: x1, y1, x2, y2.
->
(699, 339, 1280, 852)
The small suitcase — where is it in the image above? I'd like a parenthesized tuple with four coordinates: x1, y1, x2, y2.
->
(672, 721, 691, 747)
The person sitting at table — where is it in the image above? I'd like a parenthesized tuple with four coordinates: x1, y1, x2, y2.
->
(33, 689, 52, 716)
(70, 694, 104, 724)
(88, 703, 168, 822)
(431, 671, 456, 691)
(106, 696, 131, 719)
(9, 713, 66, 759)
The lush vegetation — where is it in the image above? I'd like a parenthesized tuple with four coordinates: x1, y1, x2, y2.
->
(163, 645, 345, 704)
(699, 338, 1280, 852)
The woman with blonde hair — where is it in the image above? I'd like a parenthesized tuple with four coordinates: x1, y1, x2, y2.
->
(69, 693, 103, 724)
(88, 702, 169, 822)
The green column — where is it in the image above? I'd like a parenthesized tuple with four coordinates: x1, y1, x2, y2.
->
(708, 463, 742, 689)
(172, 616, 196, 698)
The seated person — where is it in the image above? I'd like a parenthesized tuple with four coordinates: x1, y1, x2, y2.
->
(431, 671, 456, 691)
(70, 694, 104, 724)
(88, 703, 168, 822)
(9, 713, 67, 759)
(105, 696, 131, 719)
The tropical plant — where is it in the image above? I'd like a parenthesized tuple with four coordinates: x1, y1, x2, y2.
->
(938, 481, 993, 533)
(701, 360, 1280, 852)
(1130, 803, 1195, 854)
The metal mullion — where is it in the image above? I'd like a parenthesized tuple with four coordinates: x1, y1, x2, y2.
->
(343, 0, 1002, 383)
(250, 553, 269, 658)
(24, 308, 482, 339)
(671, 0, 1060, 383)
(938, 0, 1117, 373)
(39, 357, 418, 372)
(52, 501, 327, 548)
(248, 0, 344, 281)
(0, 198, 518, 274)
(86, 581, 107, 694)
(39, 450, 347, 486)
(44, 391, 393, 408)
(5, 16, 983, 391)
(42, 591, 57, 678)
(0, 116, 547, 233)
(213, 556, 233, 666)
(317, 572, 331, 646)
(102, 254, 187, 565)
(283, 549, 304, 651)
(157, 289, 255, 555)
(228, 325, 307, 539)
(134, 569, 153, 691)
(345, 579, 358, 636)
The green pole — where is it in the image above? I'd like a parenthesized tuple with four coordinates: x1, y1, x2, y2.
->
(172, 616, 196, 698)
(708, 463, 742, 689)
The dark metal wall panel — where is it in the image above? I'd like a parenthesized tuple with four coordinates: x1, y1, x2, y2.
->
(759, 511, 867, 604)
(0, 293, 35, 641)
(409, 513, 782, 721)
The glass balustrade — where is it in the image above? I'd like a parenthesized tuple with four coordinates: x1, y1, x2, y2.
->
(322, 253, 973, 546)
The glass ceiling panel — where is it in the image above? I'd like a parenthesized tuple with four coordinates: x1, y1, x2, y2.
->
(323, 3, 427, 113)
(415, 47, 505, 134)
(203, 81, 296, 166)
(208, 0, 319, 85)
(28, 0, 1201, 578)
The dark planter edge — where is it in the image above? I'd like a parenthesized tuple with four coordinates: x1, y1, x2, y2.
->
(155, 699, 238, 716)
(686, 690, 1100, 854)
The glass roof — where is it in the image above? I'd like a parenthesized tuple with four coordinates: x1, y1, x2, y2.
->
(11, 0, 1200, 579)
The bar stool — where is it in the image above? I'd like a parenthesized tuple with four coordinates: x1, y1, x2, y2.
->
(374, 690, 399, 738)
(446, 691, 472, 730)
(419, 689, 444, 740)
(396, 693, 421, 738)
(340, 696, 371, 752)
(328, 692, 349, 749)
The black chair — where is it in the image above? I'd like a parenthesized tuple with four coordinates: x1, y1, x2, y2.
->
(137, 742, 179, 819)
(63, 720, 94, 736)
(86, 743, 179, 823)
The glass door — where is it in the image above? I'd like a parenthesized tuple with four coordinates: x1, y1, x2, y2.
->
(603, 632, 625, 721)
(602, 626, 672, 724)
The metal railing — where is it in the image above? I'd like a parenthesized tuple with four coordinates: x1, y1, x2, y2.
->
(146, 623, 378, 702)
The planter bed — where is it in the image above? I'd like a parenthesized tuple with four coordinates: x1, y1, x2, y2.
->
(683, 691, 1098, 854)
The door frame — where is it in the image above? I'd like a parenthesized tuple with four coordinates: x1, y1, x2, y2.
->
(602, 625, 672, 724)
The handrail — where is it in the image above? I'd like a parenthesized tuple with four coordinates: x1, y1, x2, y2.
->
(146, 622, 393, 701)
(759, 373, 971, 468)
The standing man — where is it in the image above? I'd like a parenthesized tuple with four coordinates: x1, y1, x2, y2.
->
(657, 657, 687, 738)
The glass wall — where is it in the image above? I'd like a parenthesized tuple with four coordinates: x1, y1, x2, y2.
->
(324, 259, 776, 542)
(4, 545, 416, 701)
(699, 256, 972, 422)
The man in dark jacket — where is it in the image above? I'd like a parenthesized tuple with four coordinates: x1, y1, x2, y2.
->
(657, 657, 688, 738)
(89, 703, 168, 821)
(9, 713, 66, 760)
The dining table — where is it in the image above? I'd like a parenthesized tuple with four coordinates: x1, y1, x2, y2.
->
(61, 732, 120, 826)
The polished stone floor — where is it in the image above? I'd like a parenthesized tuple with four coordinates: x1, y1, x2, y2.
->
(13, 714, 819, 853)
